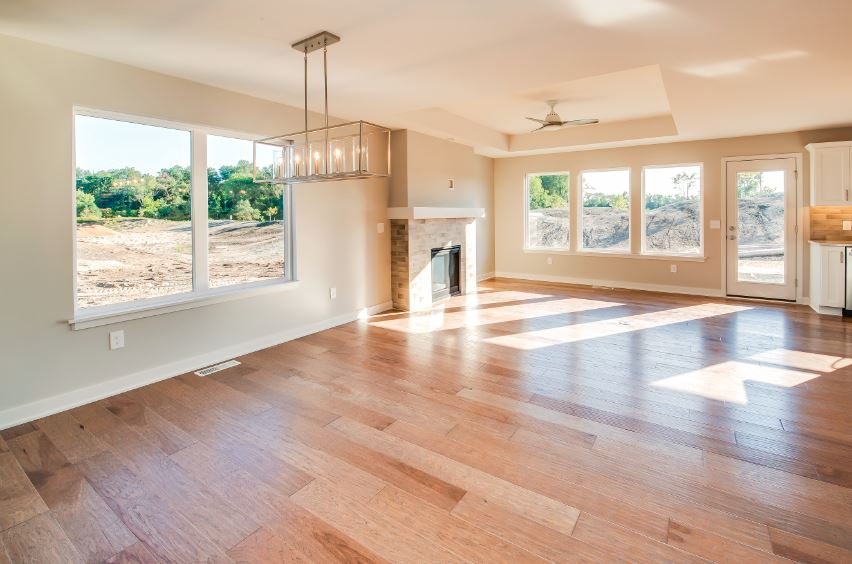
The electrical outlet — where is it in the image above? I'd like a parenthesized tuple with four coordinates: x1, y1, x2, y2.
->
(843, 220, 852, 231)
(377, 222, 385, 234)
(670, 264, 678, 273)
(329, 287, 337, 300)
(109, 330, 125, 350)
(546, 257, 553, 265)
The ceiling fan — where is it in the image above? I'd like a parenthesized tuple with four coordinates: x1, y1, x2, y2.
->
(526, 100, 599, 132)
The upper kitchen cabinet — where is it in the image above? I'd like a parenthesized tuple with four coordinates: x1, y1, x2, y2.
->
(807, 141, 852, 205)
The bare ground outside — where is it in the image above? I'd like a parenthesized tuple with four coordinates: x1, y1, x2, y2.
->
(77, 219, 285, 309)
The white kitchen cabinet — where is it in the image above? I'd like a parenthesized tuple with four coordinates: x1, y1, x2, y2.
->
(807, 142, 852, 205)
(809, 242, 846, 314)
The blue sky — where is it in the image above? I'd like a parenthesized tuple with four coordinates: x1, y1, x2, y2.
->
(75, 115, 262, 174)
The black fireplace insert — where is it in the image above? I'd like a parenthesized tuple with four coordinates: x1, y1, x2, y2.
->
(431, 245, 461, 301)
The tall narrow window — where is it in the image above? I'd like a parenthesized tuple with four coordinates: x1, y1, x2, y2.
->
(207, 136, 287, 288)
(642, 164, 702, 255)
(579, 169, 630, 252)
(75, 115, 192, 309)
(525, 172, 570, 249)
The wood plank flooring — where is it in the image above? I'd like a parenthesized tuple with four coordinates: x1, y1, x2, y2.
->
(2, 279, 852, 562)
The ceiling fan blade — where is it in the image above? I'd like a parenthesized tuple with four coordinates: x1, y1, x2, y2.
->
(531, 123, 552, 132)
(560, 118, 599, 127)
(525, 117, 547, 124)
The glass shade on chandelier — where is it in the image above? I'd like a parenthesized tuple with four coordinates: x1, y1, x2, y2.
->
(254, 121, 390, 184)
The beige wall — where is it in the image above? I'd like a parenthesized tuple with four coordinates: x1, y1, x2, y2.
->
(495, 127, 852, 295)
(404, 131, 495, 277)
(0, 35, 390, 420)
(389, 129, 409, 207)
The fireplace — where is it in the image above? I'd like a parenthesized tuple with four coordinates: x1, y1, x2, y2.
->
(388, 211, 480, 311)
(431, 245, 461, 301)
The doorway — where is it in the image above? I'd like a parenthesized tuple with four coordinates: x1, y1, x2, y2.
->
(725, 157, 797, 300)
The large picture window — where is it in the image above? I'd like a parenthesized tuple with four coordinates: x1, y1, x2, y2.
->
(642, 164, 702, 255)
(75, 115, 193, 308)
(579, 168, 630, 252)
(207, 135, 286, 288)
(74, 111, 292, 316)
(525, 172, 569, 249)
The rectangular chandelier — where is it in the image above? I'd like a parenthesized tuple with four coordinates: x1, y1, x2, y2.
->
(253, 31, 391, 185)
(254, 120, 390, 185)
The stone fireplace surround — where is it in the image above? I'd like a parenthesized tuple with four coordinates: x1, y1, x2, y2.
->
(388, 207, 483, 311)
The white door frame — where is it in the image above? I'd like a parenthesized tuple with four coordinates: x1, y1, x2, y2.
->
(720, 153, 804, 302)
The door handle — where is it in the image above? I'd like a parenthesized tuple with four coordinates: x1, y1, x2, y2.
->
(728, 235, 736, 240)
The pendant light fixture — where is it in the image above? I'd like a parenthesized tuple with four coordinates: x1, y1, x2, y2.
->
(253, 31, 391, 184)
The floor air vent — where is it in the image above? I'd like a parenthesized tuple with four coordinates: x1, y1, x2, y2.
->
(194, 359, 241, 377)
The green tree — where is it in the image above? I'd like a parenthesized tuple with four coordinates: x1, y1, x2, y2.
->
(265, 206, 279, 222)
(138, 195, 162, 218)
(528, 174, 568, 209)
(737, 172, 764, 197)
(611, 193, 629, 209)
(76, 190, 102, 220)
(233, 199, 261, 221)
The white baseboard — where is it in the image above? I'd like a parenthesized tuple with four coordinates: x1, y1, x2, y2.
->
(0, 301, 393, 432)
(494, 271, 724, 298)
(477, 271, 495, 282)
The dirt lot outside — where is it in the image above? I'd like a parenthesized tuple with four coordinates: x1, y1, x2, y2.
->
(76, 219, 285, 309)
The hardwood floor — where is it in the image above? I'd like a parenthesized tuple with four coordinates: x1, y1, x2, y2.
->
(2, 278, 852, 562)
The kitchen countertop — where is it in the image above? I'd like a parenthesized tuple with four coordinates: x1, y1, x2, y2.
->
(809, 240, 852, 246)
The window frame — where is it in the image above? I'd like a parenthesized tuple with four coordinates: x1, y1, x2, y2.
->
(640, 162, 705, 258)
(576, 166, 632, 255)
(70, 107, 297, 329)
(523, 170, 571, 251)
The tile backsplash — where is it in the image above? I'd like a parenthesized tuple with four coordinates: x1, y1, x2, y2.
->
(810, 206, 852, 241)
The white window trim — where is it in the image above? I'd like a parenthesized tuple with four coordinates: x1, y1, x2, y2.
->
(522, 170, 571, 251)
(640, 162, 705, 259)
(577, 167, 632, 254)
(70, 107, 296, 330)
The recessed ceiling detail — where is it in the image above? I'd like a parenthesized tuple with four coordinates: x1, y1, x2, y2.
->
(2, 0, 851, 156)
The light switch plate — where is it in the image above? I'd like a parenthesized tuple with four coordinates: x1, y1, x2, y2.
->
(670, 264, 678, 273)
(709, 219, 721, 229)
(377, 222, 385, 234)
(843, 220, 852, 231)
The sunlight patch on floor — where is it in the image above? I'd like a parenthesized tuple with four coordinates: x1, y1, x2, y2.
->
(368, 294, 621, 335)
(651, 360, 820, 404)
(481, 303, 750, 350)
(750, 348, 852, 372)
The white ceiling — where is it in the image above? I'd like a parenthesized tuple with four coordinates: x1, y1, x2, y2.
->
(2, 0, 852, 156)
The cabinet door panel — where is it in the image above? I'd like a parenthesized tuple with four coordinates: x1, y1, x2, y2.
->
(821, 246, 845, 307)
(812, 147, 850, 204)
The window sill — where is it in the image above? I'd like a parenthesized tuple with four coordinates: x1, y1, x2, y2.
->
(70, 279, 299, 330)
(523, 247, 570, 253)
(576, 249, 632, 257)
(522, 248, 706, 262)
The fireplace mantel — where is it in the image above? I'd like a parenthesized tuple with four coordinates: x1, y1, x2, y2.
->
(387, 207, 485, 220)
